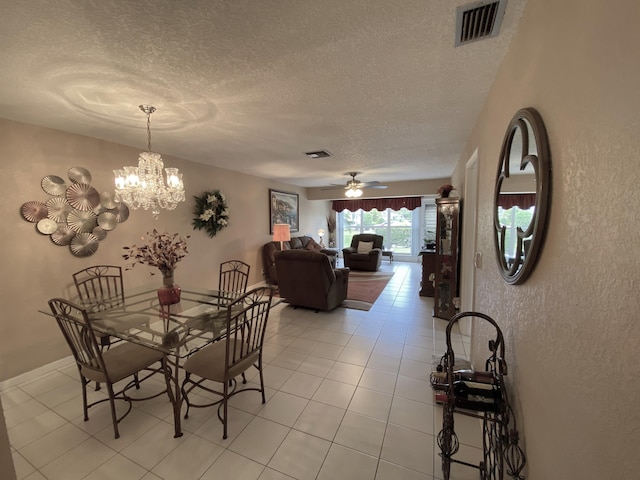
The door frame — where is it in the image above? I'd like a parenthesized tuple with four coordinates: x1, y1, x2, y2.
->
(460, 149, 479, 336)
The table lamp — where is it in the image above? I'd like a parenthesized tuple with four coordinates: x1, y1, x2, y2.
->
(318, 228, 325, 247)
(273, 223, 291, 250)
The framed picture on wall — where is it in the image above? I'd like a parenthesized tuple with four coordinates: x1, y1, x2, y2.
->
(269, 189, 299, 234)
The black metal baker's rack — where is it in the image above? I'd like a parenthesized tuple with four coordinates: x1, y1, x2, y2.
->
(434, 311, 526, 480)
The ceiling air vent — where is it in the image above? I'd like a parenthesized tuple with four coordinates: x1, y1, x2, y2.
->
(305, 150, 332, 159)
(455, 0, 507, 47)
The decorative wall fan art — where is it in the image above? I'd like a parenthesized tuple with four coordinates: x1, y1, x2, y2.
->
(20, 166, 129, 257)
(97, 212, 118, 230)
(51, 225, 76, 245)
(36, 218, 58, 234)
(70, 233, 100, 257)
(67, 210, 98, 233)
(41, 175, 67, 196)
(46, 197, 72, 222)
(21, 201, 48, 222)
(66, 183, 100, 211)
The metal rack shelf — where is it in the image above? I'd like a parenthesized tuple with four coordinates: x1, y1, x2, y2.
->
(433, 312, 526, 480)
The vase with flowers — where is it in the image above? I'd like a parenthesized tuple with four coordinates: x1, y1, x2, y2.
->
(123, 230, 190, 306)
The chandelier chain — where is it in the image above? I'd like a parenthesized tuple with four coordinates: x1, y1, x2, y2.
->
(146, 111, 152, 152)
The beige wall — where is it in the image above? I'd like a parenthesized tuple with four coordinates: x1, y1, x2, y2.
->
(0, 119, 330, 381)
(452, 0, 640, 478)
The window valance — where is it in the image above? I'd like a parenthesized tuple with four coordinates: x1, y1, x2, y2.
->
(331, 197, 422, 212)
(497, 193, 536, 210)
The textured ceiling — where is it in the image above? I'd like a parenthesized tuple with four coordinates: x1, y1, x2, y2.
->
(0, 0, 526, 188)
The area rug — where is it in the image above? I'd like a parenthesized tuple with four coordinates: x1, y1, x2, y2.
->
(342, 270, 394, 311)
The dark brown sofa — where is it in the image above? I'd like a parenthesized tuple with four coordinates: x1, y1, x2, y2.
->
(262, 235, 337, 285)
(342, 233, 383, 271)
(274, 249, 349, 311)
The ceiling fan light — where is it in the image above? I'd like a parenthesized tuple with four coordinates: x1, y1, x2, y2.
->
(345, 186, 362, 198)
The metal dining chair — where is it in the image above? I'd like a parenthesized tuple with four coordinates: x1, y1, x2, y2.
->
(72, 265, 127, 349)
(218, 260, 250, 307)
(179, 260, 251, 354)
(180, 286, 274, 439)
(48, 298, 168, 439)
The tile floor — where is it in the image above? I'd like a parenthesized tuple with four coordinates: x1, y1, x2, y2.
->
(2, 261, 485, 480)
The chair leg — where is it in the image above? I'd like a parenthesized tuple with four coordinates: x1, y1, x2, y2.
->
(222, 379, 229, 440)
(106, 384, 120, 439)
(258, 359, 266, 404)
(182, 373, 192, 419)
(80, 376, 89, 421)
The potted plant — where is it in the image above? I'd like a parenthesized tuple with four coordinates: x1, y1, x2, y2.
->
(437, 184, 455, 198)
(423, 230, 436, 250)
(326, 214, 337, 248)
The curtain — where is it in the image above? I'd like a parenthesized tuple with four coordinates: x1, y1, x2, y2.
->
(497, 193, 536, 210)
(331, 197, 422, 212)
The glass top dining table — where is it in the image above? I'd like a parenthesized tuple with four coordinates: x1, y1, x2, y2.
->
(83, 286, 230, 354)
(41, 285, 234, 437)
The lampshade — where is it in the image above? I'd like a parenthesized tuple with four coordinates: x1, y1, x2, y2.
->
(273, 223, 291, 250)
(317, 228, 325, 247)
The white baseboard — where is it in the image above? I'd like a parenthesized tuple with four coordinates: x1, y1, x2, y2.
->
(0, 356, 74, 392)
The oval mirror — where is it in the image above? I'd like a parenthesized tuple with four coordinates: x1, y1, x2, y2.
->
(493, 108, 551, 284)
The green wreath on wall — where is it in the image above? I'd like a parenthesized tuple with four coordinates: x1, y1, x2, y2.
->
(192, 190, 229, 237)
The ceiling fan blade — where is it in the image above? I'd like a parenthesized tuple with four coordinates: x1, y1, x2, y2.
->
(326, 173, 388, 191)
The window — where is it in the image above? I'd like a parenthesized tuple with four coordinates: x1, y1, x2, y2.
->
(338, 207, 421, 255)
(423, 199, 437, 250)
(497, 206, 535, 261)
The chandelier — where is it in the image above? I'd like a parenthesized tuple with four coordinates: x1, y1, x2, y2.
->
(114, 105, 185, 219)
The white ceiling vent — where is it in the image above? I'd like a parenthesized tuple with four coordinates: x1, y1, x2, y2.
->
(455, 0, 507, 47)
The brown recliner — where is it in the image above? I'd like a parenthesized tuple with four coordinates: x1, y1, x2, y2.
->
(342, 234, 384, 271)
(274, 249, 349, 311)
(262, 235, 337, 285)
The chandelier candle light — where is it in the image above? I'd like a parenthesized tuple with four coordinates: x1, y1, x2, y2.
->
(114, 105, 185, 219)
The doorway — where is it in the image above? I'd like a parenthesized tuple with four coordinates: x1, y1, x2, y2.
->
(460, 150, 479, 336)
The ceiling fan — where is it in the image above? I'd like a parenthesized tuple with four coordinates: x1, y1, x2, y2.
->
(328, 172, 388, 197)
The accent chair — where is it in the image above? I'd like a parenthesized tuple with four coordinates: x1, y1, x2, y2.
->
(342, 233, 384, 271)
